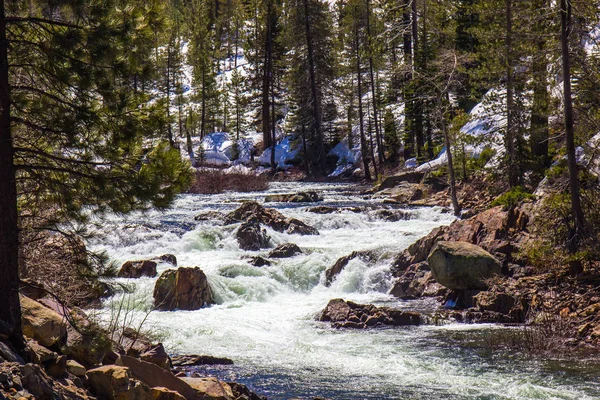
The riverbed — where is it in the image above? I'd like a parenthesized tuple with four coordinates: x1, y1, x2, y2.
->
(88, 182, 600, 400)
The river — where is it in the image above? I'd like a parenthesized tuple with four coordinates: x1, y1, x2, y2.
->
(87, 182, 600, 400)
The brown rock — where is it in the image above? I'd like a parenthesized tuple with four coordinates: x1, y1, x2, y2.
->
(20, 295, 68, 348)
(86, 365, 131, 399)
(116, 355, 197, 400)
(171, 355, 234, 367)
(66, 360, 86, 377)
(153, 254, 178, 266)
(319, 299, 421, 329)
(236, 221, 271, 251)
(151, 387, 186, 400)
(268, 243, 303, 258)
(140, 344, 171, 370)
(154, 267, 214, 311)
(118, 260, 158, 279)
(180, 377, 234, 400)
(248, 256, 271, 267)
(224, 201, 318, 236)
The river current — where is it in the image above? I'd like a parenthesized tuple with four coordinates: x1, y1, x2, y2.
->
(87, 182, 600, 400)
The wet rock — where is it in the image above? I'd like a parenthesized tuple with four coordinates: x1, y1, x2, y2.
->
(236, 221, 270, 251)
(171, 355, 234, 367)
(375, 182, 422, 204)
(306, 206, 338, 214)
(194, 211, 226, 223)
(371, 209, 413, 222)
(319, 299, 422, 329)
(153, 254, 178, 266)
(20, 295, 68, 348)
(427, 241, 502, 290)
(153, 267, 214, 311)
(376, 171, 425, 191)
(325, 251, 373, 286)
(389, 262, 447, 299)
(118, 260, 158, 278)
(140, 343, 171, 370)
(227, 381, 267, 400)
(224, 201, 319, 236)
(248, 256, 271, 267)
(268, 243, 303, 258)
(264, 191, 322, 203)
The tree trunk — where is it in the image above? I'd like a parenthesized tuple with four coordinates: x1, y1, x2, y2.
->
(355, 25, 371, 181)
(303, 0, 326, 176)
(166, 44, 174, 147)
(505, 0, 518, 187)
(365, 0, 384, 165)
(560, 0, 585, 264)
(262, 1, 273, 151)
(438, 102, 461, 217)
(402, 2, 414, 161)
(0, 0, 24, 350)
(530, 15, 549, 171)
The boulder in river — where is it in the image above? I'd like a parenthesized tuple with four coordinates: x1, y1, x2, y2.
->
(248, 256, 272, 267)
(268, 243, 303, 258)
(324, 251, 374, 286)
(427, 241, 502, 290)
(153, 254, 178, 266)
(117, 260, 158, 278)
(171, 354, 234, 367)
(319, 298, 421, 329)
(236, 221, 270, 251)
(224, 201, 319, 236)
(153, 267, 214, 311)
(264, 191, 322, 203)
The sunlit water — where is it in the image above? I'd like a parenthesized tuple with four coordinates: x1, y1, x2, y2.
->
(87, 182, 600, 400)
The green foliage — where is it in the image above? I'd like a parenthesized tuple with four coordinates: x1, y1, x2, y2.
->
(491, 186, 534, 209)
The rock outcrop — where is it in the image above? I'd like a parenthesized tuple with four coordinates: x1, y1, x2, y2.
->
(20, 295, 67, 349)
(427, 241, 502, 290)
(118, 260, 158, 278)
(153, 267, 214, 311)
(268, 243, 303, 258)
(225, 201, 319, 235)
(319, 299, 422, 329)
(236, 221, 270, 251)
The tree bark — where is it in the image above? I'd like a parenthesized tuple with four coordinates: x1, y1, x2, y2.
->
(262, 0, 273, 151)
(303, 0, 326, 176)
(0, 0, 24, 350)
(365, 0, 384, 165)
(355, 23, 371, 181)
(505, 0, 518, 187)
(438, 102, 461, 217)
(560, 0, 585, 262)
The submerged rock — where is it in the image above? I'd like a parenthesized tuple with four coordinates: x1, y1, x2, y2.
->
(153, 254, 178, 266)
(236, 221, 270, 251)
(225, 201, 319, 236)
(117, 260, 158, 278)
(153, 267, 214, 311)
(319, 299, 421, 329)
(427, 241, 502, 290)
(268, 243, 303, 258)
(248, 256, 272, 267)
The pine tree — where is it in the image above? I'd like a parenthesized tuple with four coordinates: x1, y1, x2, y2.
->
(0, 0, 192, 349)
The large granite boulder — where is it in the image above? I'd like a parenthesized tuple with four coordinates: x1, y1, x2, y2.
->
(236, 221, 270, 251)
(224, 201, 319, 235)
(118, 260, 158, 278)
(319, 299, 421, 329)
(427, 241, 502, 290)
(20, 295, 68, 348)
(153, 267, 214, 311)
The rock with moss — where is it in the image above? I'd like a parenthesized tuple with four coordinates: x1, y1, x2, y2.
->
(427, 241, 502, 290)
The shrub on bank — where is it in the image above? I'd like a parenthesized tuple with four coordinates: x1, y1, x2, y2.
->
(189, 168, 269, 194)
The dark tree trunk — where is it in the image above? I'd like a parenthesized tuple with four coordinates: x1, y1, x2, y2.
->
(365, 0, 384, 165)
(0, 0, 24, 350)
(438, 101, 461, 217)
(505, 0, 518, 187)
(560, 0, 585, 265)
(530, 17, 549, 171)
(402, 2, 414, 161)
(262, 1, 273, 151)
(355, 25, 371, 181)
(303, 0, 326, 176)
(166, 44, 174, 147)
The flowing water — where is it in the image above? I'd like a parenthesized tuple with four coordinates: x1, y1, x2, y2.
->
(88, 182, 600, 400)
